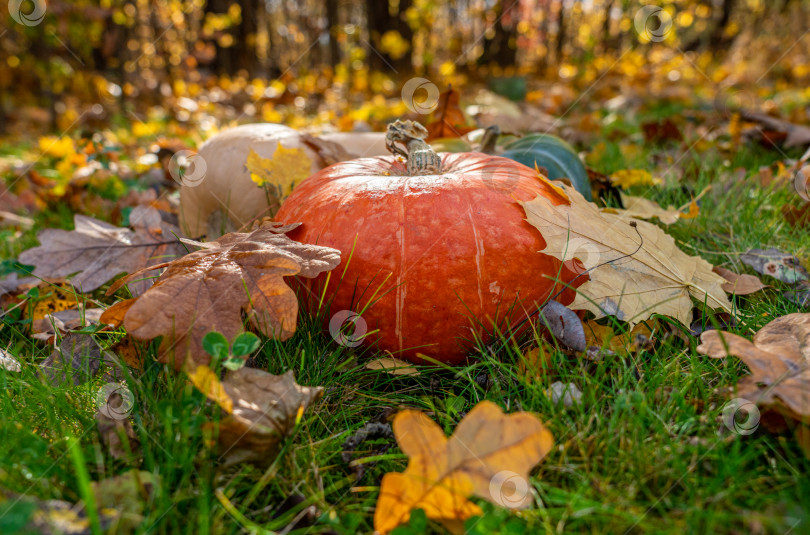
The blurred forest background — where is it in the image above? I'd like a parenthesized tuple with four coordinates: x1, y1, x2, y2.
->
(2, 0, 810, 136)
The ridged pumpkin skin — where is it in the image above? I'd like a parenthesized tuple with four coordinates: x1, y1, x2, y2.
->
(276, 152, 583, 364)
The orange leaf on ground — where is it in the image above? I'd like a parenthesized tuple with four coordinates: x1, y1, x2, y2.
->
(374, 401, 554, 534)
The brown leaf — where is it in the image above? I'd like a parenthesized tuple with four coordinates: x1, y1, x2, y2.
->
(782, 203, 810, 228)
(425, 89, 475, 142)
(32, 306, 104, 340)
(740, 248, 809, 284)
(520, 186, 731, 327)
(375, 401, 554, 534)
(19, 206, 185, 296)
(204, 367, 323, 466)
(39, 334, 112, 387)
(365, 356, 419, 376)
(697, 313, 810, 424)
(108, 222, 340, 369)
(741, 110, 810, 148)
(641, 118, 683, 144)
(712, 266, 768, 295)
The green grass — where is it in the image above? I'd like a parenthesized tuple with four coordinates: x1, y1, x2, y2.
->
(1, 112, 809, 534)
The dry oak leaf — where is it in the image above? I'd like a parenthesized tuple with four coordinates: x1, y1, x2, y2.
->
(196, 366, 323, 466)
(696, 313, 810, 423)
(374, 400, 554, 534)
(520, 186, 731, 327)
(712, 266, 767, 295)
(106, 222, 341, 369)
(19, 206, 185, 296)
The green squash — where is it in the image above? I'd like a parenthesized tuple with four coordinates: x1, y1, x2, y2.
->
(500, 134, 592, 200)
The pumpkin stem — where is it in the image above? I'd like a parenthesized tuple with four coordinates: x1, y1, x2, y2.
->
(479, 125, 501, 154)
(385, 119, 443, 175)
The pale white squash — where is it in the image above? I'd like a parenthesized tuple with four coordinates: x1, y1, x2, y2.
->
(318, 131, 389, 158)
(179, 124, 347, 238)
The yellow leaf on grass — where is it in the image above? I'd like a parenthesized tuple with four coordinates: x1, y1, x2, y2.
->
(520, 186, 731, 327)
(609, 169, 662, 189)
(246, 144, 313, 197)
(188, 365, 233, 413)
(375, 401, 554, 534)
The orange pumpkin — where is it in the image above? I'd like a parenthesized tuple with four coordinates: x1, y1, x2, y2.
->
(276, 122, 584, 364)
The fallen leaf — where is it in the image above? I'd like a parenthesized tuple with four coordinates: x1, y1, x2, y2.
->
(782, 202, 810, 228)
(697, 313, 810, 424)
(519, 341, 555, 383)
(520, 186, 731, 327)
(606, 193, 683, 224)
(0, 273, 38, 300)
(188, 364, 233, 413)
(0, 491, 119, 535)
(740, 248, 809, 284)
(201, 367, 323, 466)
(28, 283, 78, 323)
(365, 356, 419, 375)
(375, 400, 554, 534)
(107, 222, 341, 369)
(712, 266, 768, 295)
(246, 144, 313, 200)
(538, 300, 586, 351)
(425, 88, 475, 142)
(608, 169, 662, 189)
(641, 118, 683, 144)
(39, 334, 112, 387)
(32, 306, 104, 340)
(741, 110, 810, 148)
(1, 348, 22, 372)
(583, 318, 665, 355)
(19, 206, 185, 296)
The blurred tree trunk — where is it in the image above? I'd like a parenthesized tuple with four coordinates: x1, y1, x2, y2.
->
(556, 1, 566, 64)
(684, 0, 737, 51)
(206, 0, 260, 75)
(477, 0, 519, 66)
(366, 0, 413, 72)
(326, 0, 341, 66)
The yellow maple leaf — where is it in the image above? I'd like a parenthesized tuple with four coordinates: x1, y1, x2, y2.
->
(374, 401, 554, 534)
(245, 144, 313, 200)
